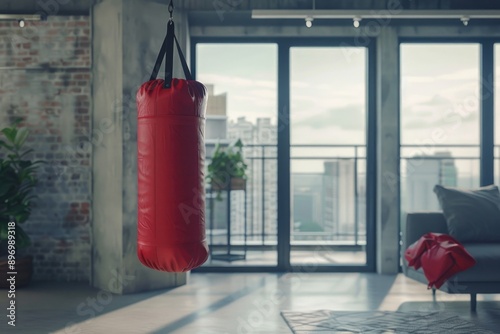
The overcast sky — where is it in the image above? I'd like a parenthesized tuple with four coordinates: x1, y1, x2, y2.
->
(196, 43, 500, 179)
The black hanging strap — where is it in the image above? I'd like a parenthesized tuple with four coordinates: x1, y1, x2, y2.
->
(174, 35, 192, 81)
(149, 1, 192, 88)
(163, 20, 175, 87)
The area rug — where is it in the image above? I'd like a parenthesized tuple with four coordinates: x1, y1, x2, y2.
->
(280, 310, 495, 333)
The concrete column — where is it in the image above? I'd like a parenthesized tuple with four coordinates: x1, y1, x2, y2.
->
(376, 26, 400, 274)
(92, 0, 189, 293)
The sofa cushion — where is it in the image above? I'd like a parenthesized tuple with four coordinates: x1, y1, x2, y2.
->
(451, 244, 500, 282)
(433, 184, 500, 243)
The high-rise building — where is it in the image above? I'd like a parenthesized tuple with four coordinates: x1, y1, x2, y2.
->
(404, 151, 458, 213)
(204, 85, 229, 238)
(204, 85, 281, 245)
(228, 117, 253, 144)
(291, 173, 324, 241)
(405, 158, 441, 212)
(205, 84, 228, 144)
(254, 117, 278, 240)
(227, 116, 278, 243)
(437, 151, 458, 187)
(323, 160, 356, 241)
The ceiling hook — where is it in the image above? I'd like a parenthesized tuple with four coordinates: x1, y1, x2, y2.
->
(168, 0, 174, 22)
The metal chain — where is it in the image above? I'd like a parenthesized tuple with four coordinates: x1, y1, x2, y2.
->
(168, 0, 174, 21)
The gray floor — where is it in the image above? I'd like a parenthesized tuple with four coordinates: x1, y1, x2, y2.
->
(202, 249, 366, 267)
(1, 273, 499, 334)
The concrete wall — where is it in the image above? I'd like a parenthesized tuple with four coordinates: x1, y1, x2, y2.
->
(92, 0, 187, 294)
(376, 27, 400, 274)
(0, 16, 92, 281)
(91, 0, 123, 292)
(0, 0, 190, 287)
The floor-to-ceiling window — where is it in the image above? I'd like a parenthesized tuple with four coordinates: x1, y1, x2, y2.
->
(400, 43, 481, 223)
(192, 40, 375, 271)
(289, 46, 369, 266)
(195, 43, 279, 267)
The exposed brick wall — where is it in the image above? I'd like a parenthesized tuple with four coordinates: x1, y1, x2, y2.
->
(0, 16, 91, 282)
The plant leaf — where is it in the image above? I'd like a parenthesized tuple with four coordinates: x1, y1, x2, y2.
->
(0, 139, 14, 151)
(0, 182, 14, 197)
(14, 127, 29, 149)
(1, 127, 17, 144)
(19, 148, 34, 158)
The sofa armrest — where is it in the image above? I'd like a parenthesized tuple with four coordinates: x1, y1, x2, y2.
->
(403, 212, 448, 251)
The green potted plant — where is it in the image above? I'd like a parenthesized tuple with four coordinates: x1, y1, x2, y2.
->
(0, 119, 43, 288)
(207, 139, 248, 200)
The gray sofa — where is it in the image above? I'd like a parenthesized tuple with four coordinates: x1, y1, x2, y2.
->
(402, 212, 500, 311)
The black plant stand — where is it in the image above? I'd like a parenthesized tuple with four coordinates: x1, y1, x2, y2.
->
(209, 179, 247, 262)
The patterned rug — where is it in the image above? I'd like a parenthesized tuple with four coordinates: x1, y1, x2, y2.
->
(280, 310, 495, 333)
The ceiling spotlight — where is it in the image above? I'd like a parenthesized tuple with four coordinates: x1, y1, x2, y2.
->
(305, 17, 313, 28)
(18, 19, 25, 28)
(461, 16, 469, 26)
(353, 17, 361, 28)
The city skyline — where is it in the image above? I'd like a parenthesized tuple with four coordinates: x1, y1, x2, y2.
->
(197, 43, 499, 181)
(205, 83, 367, 243)
(197, 43, 500, 247)
(204, 84, 490, 243)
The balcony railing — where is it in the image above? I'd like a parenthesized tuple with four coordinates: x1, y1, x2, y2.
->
(401, 144, 500, 212)
(204, 143, 500, 250)
(401, 144, 481, 188)
(205, 143, 367, 248)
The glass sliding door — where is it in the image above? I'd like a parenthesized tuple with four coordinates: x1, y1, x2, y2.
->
(289, 46, 369, 266)
(400, 44, 481, 220)
(195, 43, 278, 267)
(193, 40, 375, 271)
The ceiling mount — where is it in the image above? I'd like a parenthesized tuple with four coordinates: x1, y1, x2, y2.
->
(251, 9, 500, 26)
(0, 14, 43, 24)
(305, 16, 313, 28)
(353, 16, 361, 28)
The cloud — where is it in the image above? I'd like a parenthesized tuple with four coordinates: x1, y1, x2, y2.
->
(402, 94, 477, 130)
(437, 68, 478, 82)
(296, 104, 365, 131)
(402, 114, 476, 131)
(291, 126, 365, 146)
(402, 118, 431, 130)
(404, 68, 478, 85)
(417, 94, 452, 108)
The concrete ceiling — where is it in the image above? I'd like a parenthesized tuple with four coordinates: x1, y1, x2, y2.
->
(185, 0, 500, 27)
(1, 0, 500, 28)
(2, 0, 500, 15)
(0, 0, 93, 14)
(182, 0, 500, 10)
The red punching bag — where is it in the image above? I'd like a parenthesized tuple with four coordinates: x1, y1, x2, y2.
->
(136, 13, 209, 272)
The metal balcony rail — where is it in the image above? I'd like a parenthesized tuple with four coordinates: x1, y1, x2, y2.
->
(204, 142, 500, 248)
